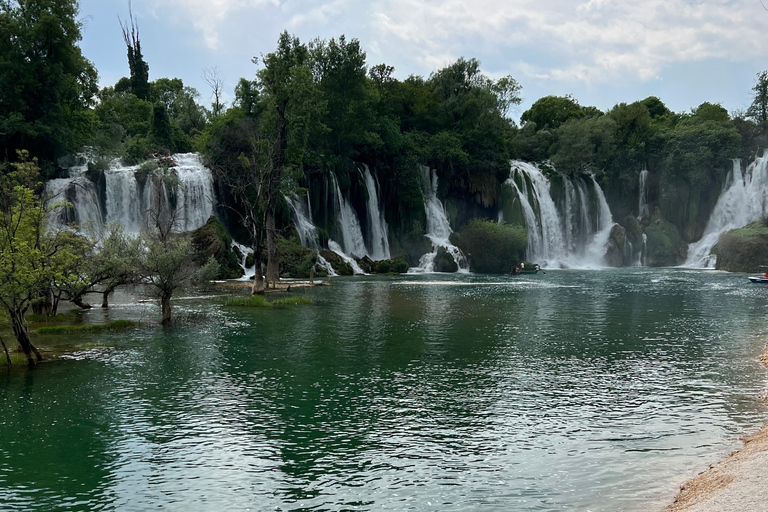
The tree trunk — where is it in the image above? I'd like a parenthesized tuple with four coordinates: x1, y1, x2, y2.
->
(251, 248, 265, 295)
(0, 335, 11, 367)
(161, 294, 172, 326)
(73, 294, 92, 309)
(10, 310, 41, 367)
(266, 209, 279, 288)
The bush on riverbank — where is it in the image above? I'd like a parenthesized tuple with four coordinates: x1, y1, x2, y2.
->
(714, 221, 768, 272)
(452, 219, 527, 273)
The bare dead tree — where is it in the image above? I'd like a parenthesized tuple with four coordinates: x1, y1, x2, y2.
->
(203, 67, 227, 118)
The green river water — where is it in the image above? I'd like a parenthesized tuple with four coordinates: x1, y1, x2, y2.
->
(1, 268, 767, 511)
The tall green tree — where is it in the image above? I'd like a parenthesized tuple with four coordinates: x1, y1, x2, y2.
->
(747, 70, 768, 131)
(0, 152, 86, 365)
(0, 0, 98, 168)
(120, 2, 149, 101)
(256, 31, 324, 286)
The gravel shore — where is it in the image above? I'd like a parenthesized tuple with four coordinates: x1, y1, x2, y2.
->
(666, 346, 768, 512)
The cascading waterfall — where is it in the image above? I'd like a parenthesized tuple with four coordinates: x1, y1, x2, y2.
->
(361, 165, 391, 261)
(173, 153, 215, 232)
(330, 173, 367, 259)
(638, 167, 650, 219)
(45, 153, 215, 235)
(46, 175, 103, 234)
(684, 156, 768, 268)
(286, 194, 337, 277)
(410, 165, 468, 273)
(505, 161, 615, 268)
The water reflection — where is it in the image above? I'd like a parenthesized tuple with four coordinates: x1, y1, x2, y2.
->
(0, 269, 766, 511)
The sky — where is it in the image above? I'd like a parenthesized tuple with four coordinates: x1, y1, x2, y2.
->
(77, 0, 768, 121)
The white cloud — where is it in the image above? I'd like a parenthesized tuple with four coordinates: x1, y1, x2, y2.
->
(368, 0, 768, 83)
(147, 0, 768, 84)
(149, 0, 278, 49)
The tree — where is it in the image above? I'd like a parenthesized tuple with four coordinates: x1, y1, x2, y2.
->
(48, 223, 139, 310)
(0, 152, 86, 365)
(135, 182, 208, 325)
(521, 95, 585, 131)
(203, 67, 226, 118)
(120, 1, 150, 101)
(0, 0, 98, 168)
(256, 31, 324, 287)
(202, 108, 270, 294)
(747, 70, 768, 131)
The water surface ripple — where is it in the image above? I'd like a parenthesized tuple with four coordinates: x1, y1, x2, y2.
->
(1, 269, 767, 511)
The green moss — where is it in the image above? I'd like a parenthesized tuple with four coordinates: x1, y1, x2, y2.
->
(644, 208, 687, 266)
(278, 236, 317, 278)
(714, 221, 768, 272)
(191, 217, 243, 279)
(36, 320, 139, 335)
(454, 218, 528, 273)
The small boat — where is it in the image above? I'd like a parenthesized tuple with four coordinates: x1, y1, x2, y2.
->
(749, 266, 768, 283)
(519, 270, 539, 275)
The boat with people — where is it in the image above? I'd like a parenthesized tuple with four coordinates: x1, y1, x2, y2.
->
(748, 266, 768, 283)
(511, 263, 542, 275)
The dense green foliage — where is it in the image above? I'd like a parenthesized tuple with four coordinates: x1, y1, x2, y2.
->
(0, 0, 98, 171)
(452, 219, 527, 273)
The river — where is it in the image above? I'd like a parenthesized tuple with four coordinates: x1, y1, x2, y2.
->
(1, 268, 767, 511)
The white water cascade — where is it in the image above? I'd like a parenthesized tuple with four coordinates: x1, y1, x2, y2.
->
(410, 166, 469, 273)
(286, 195, 337, 277)
(505, 161, 615, 268)
(330, 173, 367, 259)
(46, 153, 215, 235)
(684, 156, 768, 268)
(361, 165, 391, 261)
(638, 167, 650, 219)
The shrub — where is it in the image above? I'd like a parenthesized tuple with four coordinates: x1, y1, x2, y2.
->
(454, 218, 527, 273)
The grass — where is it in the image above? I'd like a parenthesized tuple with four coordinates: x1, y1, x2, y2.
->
(225, 295, 313, 307)
(36, 320, 138, 335)
(26, 313, 72, 324)
(225, 295, 272, 307)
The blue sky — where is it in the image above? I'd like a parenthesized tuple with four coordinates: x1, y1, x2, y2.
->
(77, 0, 768, 121)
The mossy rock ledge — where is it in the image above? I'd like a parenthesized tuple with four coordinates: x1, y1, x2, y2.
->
(714, 221, 768, 272)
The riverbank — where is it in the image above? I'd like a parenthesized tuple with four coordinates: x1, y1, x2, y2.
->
(667, 343, 768, 511)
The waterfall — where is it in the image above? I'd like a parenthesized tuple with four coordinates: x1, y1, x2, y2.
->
(635, 233, 648, 267)
(173, 153, 215, 232)
(410, 165, 469, 273)
(286, 194, 337, 277)
(505, 161, 615, 268)
(361, 165, 391, 261)
(684, 156, 768, 268)
(46, 176, 104, 234)
(330, 173, 367, 258)
(231, 241, 256, 281)
(638, 167, 650, 219)
(46, 153, 215, 235)
(328, 240, 365, 274)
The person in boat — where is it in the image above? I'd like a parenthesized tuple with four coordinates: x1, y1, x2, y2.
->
(763, 271, 768, 278)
